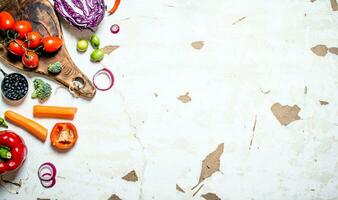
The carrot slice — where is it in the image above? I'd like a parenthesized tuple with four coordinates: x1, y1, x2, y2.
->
(33, 106, 77, 120)
(108, 0, 121, 15)
(5, 110, 47, 142)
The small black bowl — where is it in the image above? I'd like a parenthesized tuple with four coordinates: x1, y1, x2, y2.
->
(1, 73, 29, 105)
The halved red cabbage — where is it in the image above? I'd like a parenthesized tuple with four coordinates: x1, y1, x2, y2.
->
(54, 0, 106, 30)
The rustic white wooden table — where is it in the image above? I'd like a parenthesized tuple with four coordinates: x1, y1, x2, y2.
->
(1, 0, 338, 199)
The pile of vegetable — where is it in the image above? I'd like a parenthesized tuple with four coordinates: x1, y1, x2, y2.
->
(89, 35, 104, 62)
(77, 34, 105, 62)
(0, 107, 78, 188)
(5, 106, 78, 146)
(0, 11, 63, 69)
(0, 105, 78, 188)
(2, 105, 79, 186)
(75, 33, 117, 91)
(0, 0, 123, 186)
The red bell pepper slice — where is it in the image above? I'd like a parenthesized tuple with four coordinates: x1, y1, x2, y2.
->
(50, 123, 78, 150)
(108, 0, 121, 15)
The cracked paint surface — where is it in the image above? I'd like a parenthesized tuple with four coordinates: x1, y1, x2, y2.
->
(118, 91, 147, 199)
(1, 0, 338, 199)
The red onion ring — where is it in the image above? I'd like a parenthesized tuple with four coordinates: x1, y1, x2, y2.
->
(41, 172, 52, 177)
(38, 162, 57, 181)
(38, 169, 54, 181)
(110, 24, 120, 34)
(93, 68, 115, 91)
(40, 174, 56, 188)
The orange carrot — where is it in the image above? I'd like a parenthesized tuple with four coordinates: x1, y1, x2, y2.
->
(4, 110, 47, 142)
(33, 105, 77, 120)
(108, 0, 121, 15)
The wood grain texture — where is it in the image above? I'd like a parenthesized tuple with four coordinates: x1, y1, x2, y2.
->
(0, 0, 96, 99)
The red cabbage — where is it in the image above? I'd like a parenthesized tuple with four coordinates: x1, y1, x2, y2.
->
(53, 0, 105, 30)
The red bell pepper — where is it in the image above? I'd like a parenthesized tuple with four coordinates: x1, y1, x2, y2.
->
(0, 130, 27, 174)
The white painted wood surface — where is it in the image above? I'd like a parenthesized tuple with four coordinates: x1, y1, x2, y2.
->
(1, 0, 338, 199)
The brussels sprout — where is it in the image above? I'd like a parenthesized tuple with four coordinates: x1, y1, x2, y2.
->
(90, 34, 100, 49)
(77, 39, 89, 52)
(90, 49, 104, 62)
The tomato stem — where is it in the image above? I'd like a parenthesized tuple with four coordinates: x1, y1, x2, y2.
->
(6, 30, 11, 40)
(12, 40, 28, 52)
(33, 45, 43, 53)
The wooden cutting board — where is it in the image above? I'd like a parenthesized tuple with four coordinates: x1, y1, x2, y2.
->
(0, 0, 96, 99)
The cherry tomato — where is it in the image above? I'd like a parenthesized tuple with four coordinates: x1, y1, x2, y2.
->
(50, 123, 78, 150)
(0, 11, 15, 31)
(14, 20, 32, 39)
(8, 40, 27, 56)
(42, 36, 62, 53)
(22, 51, 39, 69)
(26, 32, 42, 49)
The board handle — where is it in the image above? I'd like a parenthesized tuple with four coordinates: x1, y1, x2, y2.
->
(0, 68, 7, 77)
(54, 58, 96, 99)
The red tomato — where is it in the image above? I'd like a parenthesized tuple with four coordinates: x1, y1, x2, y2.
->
(14, 20, 32, 39)
(26, 32, 42, 49)
(0, 11, 15, 31)
(42, 36, 62, 53)
(8, 40, 27, 56)
(22, 51, 39, 69)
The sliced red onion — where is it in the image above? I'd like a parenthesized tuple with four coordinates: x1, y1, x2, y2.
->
(38, 162, 57, 181)
(40, 175, 56, 188)
(93, 68, 115, 91)
(110, 24, 120, 34)
(38, 169, 54, 181)
(41, 172, 52, 178)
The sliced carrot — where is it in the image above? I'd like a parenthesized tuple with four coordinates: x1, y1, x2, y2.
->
(4, 110, 47, 142)
(33, 105, 77, 120)
(108, 0, 121, 15)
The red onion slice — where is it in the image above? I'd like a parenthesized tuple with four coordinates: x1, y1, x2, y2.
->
(93, 68, 115, 91)
(38, 162, 57, 181)
(38, 169, 54, 181)
(40, 177, 56, 188)
(110, 24, 120, 34)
